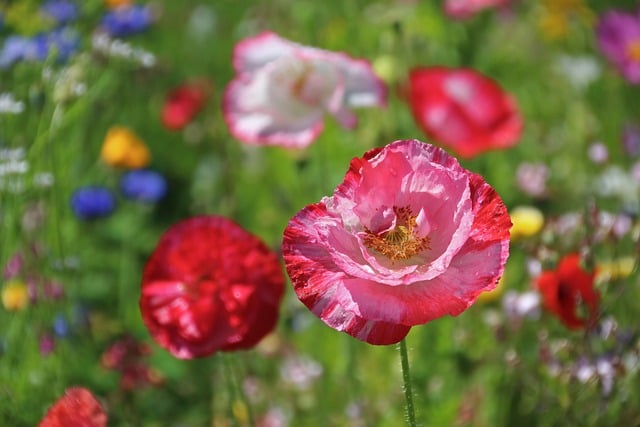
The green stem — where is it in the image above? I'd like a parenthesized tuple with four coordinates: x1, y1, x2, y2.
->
(222, 353, 255, 427)
(399, 338, 417, 427)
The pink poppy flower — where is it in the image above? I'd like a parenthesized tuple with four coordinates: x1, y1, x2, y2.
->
(223, 31, 386, 148)
(595, 8, 640, 85)
(408, 67, 523, 159)
(536, 253, 599, 330)
(38, 387, 107, 427)
(282, 139, 511, 345)
(444, 0, 511, 20)
(140, 216, 285, 359)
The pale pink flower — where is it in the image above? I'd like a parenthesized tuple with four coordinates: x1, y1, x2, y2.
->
(223, 32, 386, 148)
(444, 0, 511, 20)
(282, 139, 511, 345)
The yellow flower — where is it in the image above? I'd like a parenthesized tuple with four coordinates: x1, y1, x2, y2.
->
(104, 0, 133, 9)
(537, 0, 594, 41)
(2, 280, 29, 311)
(510, 206, 544, 240)
(101, 126, 150, 169)
(596, 257, 636, 282)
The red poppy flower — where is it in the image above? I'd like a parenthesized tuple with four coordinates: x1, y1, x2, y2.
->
(38, 387, 107, 427)
(161, 80, 210, 131)
(140, 216, 285, 359)
(408, 67, 523, 158)
(536, 253, 600, 330)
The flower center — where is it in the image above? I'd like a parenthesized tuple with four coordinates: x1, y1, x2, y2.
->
(291, 62, 312, 98)
(363, 206, 430, 261)
(627, 39, 640, 62)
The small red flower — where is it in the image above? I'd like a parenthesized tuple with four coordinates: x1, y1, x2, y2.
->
(38, 387, 107, 427)
(536, 253, 600, 330)
(140, 216, 285, 359)
(408, 67, 523, 158)
(161, 80, 210, 131)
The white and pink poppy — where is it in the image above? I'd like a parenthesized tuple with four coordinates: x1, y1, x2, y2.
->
(223, 32, 386, 148)
(282, 139, 511, 345)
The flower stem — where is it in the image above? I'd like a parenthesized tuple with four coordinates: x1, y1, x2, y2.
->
(222, 353, 255, 427)
(399, 338, 417, 427)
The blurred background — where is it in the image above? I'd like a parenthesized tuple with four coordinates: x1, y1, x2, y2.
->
(1, 0, 640, 425)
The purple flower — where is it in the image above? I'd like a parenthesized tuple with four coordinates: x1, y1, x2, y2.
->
(101, 5, 153, 37)
(120, 169, 167, 203)
(596, 8, 640, 84)
(2, 253, 23, 280)
(622, 124, 640, 156)
(39, 333, 56, 356)
(70, 186, 116, 220)
(41, 0, 78, 26)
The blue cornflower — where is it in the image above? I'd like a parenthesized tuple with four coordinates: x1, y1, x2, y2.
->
(0, 28, 79, 69)
(39, 27, 80, 62)
(0, 36, 34, 69)
(52, 313, 70, 337)
(120, 169, 167, 203)
(40, 0, 79, 26)
(101, 5, 152, 37)
(70, 186, 116, 220)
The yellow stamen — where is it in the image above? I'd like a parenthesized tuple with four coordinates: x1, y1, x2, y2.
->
(363, 206, 430, 261)
(627, 40, 640, 62)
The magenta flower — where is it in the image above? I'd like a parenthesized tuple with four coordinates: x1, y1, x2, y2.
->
(282, 139, 511, 345)
(596, 8, 640, 84)
(223, 32, 386, 148)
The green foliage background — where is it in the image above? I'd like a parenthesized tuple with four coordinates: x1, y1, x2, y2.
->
(1, 0, 640, 426)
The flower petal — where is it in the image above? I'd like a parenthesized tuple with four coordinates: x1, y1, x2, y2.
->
(233, 31, 297, 73)
(38, 387, 107, 427)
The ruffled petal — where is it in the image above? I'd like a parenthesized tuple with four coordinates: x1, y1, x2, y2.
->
(38, 387, 107, 427)
(342, 173, 509, 326)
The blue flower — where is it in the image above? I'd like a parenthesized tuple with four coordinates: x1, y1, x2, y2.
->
(40, 0, 78, 26)
(70, 186, 116, 220)
(40, 27, 80, 62)
(0, 28, 79, 69)
(0, 36, 34, 69)
(120, 169, 167, 203)
(52, 313, 70, 337)
(101, 5, 152, 37)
